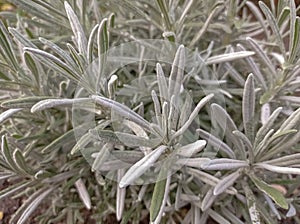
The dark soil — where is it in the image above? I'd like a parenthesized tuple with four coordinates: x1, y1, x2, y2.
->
(0, 180, 22, 224)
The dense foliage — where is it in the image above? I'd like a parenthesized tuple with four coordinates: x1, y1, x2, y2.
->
(0, 0, 299, 223)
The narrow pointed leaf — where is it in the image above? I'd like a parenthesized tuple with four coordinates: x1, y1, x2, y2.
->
(207, 209, 231, 224)
(259, 1, 286, 58)
(15, 187, 53, 224)
(249, 174, 288, 209)
(245, 38, 277, 76)
(254, 107, 282, 149)
(1, 135, 20, 172)
(211, 103, 245, 158)
(201, 188, 217, 211)
(168, 45, 185, 98)
(92, 143, 113, 171)
(156, 63, 169, 102)
(237, 43, 268, 89)
(277, 107, 300, 132)
(150, 161, 171, 223)
(0, 180, 32, 200)
(201, 158, 248, 170)
(13, 149, 34, 175)
(24, 47, 81, 83)
(87, 24, 99, 63)
(261, 103, 270, 125)
(243, 74, 255, 139)
(116, 169, 126, 221)
(255, 163, 300, 175)
(172, 94, 214, 140)
(64, 1, 87, 55)
(197, 129, 235, 159)
(0, 20, 18, 70)
(119, 145, 167, 188)
(2, 97, 56, 109)
(31, 98, 90, 113)
(187, 168, 237, 195)
(114, 132, 161, 148)
(213, 169, 241, 195)
(75, 178, 91, 210)
(91, 95, 153, 133)
(0, 108, 22, 124)
(206, 51, 255, 65)
(176, 140, 206, 157)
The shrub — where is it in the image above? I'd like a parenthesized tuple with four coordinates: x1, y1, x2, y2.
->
(0, 0, 299, 223)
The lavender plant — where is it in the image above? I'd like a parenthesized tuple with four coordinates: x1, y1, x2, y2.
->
(0, 0, 299, 223)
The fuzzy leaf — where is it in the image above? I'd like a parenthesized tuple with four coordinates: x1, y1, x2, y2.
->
(0, 20, 18, 70)
(259, 1, 286, 58)
(64, 1, 87, 55)
(249, 174, 288, 209)
(211, 103, 245, 158)
(189, 4, 221, 47)
(288, 0, 299, 63)
(168, 45, 185, 98)
(91, 95, 153, 133)
(242, 74, 255, 140)
(156, 63, 169, 102)
(172, 93, 214, 140)
(245, 38, 277, 76)
(9, 28, 37, 48)
(15, 187, 53, 224)
(71, 133, 93, 155)
(24, 47, 82, 83)
(115, 132, 161, 148)
(279, 96, 300, 104)
(254, 107, 282, 149)
(277, 107, 300, 132)
(39, 37, 77, 70)
(8, 0, 67, 29)
(286, 204, 296, 217)
(155, 0, 172, 30)
(1, 96, 55, 109)
(92, 143, 113, 172)
(237, 43, 267, 90)
(151, 90, 162, 127)
(0, 108, 22, 124)
(150, 161, 171, 223)
(13, 149, 34, 175)
(206, 51, 255, 65)
(75, 178, 91, 210)
(263, 153, 300, 166)
(260, 103, 270, 125)
(213, 169, 241, 195)
(87, 24, 99, 63)
(1, 135, 20, 173)
(116, 169, 126, 221)
(0, 180, 32, 200)
(201, 188, 217, 211)
(207, 209, 231, 224)
(201, 158, 248, 170)
(119, 145, 167, 188)
(89, 129, 123, 145)
(246, 1, 269, 38)
(197, 129, 235, 158)
(31, 98, 90, 113)
(187, 168, 237, 195)
(255, 163, 300, 175)
(176, 140, 206, 157)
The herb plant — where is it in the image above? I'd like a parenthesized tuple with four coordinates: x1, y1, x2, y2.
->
(0, 0, 299, 223)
